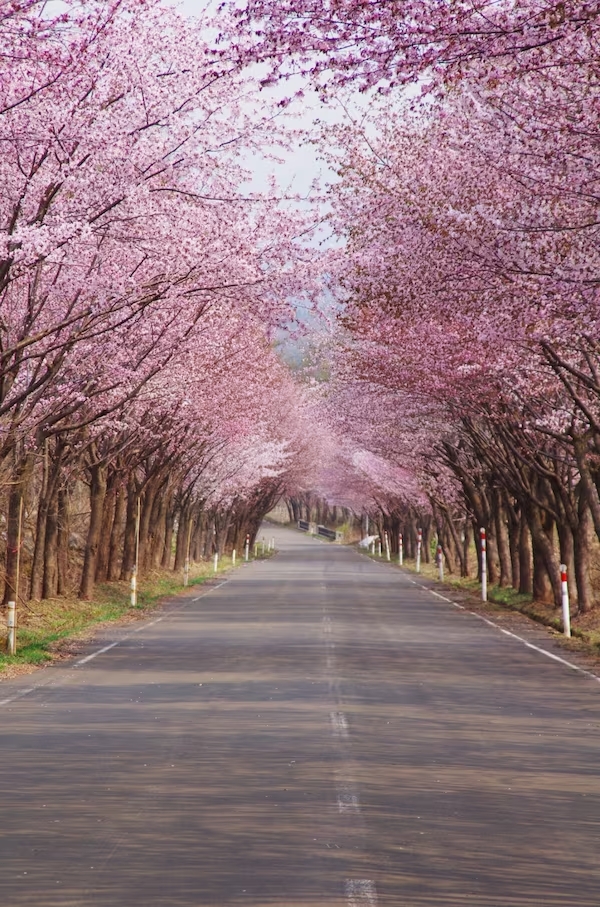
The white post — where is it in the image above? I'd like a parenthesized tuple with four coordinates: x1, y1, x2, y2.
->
(365, 514, 369, 537)
(214, 553, 218, 573)
(560, 564, 571, 638)
(385, 531, 390, 561)
(7, 497, 23, 655)
(232, 549, 236, 566)
(6, 600, 16, 656)
(416, 528, 422, 573)
(271, 536, 275, 550)
(378, 537, 382, 557)
(131, 497, 141, 606)
(245, 535, 250, 562)
(437, 543, 444, 582)
(130, 568, 137, 607)
(399, 533, 403, 566)
(480, 527, 487, 602)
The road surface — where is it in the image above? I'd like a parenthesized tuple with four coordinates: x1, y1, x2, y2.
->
(1, 525, 599, 906)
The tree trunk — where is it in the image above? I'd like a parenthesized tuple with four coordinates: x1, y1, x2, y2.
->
(42, 486, 59, 599)
(57, 487, 70, 596)
(518, 510, 533, 595)
(527, 503, 560, 605)
(174, 505, 190, 571)
(507, 504, 521, 592)
(79, 462, 108, 601)
(2, 449, 34, 605)
(29, 443, 51, 602)
(574, 496, 594, 614)
(108, 484, 126, 581)
(493, 490, 512, 588)
(120, 478, 138, 581)
(95, 479, 116, 583)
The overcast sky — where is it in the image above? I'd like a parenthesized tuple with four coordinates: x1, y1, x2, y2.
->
(168, 0, 352, 198)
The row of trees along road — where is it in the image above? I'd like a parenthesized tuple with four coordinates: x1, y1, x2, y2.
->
(227, 0, 600, 612)
(0, 0, 320, 605)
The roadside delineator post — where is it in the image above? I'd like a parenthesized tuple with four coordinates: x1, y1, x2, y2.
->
(232, 549, 236, 566)
(416, 528, 422, 573)
(245, 535, 250, 562)
(131, 497, 141, 607)
(214, 553, 219, 573)
(399, 533, 403, 566)
(437, 543, 444, 582)
(560, 564, 571, 638)
(385, 531, 391, 561)
(6, 497, 23, 655)
(378, 537, 382, 557)
(480, 527, 487, 602)
(6, 601, 16, 656)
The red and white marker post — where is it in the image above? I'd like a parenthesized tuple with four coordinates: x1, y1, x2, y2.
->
(416, 528, 422, 573)
(480, 527, 487, 602)
(398, 533, 403, 566)
(245, 534, 250, 562)
(560, 564, 571, 638)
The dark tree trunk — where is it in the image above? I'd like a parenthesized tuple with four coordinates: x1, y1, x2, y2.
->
(79, 462, 108, 601)
(57, 487, 70, 596)
(108, 485, 126, 581)
(3, 449, 34, 606)
(42, 485, 59, 599)
(507, 503, 521, 592)
(493, 490, 512, 588)
(120, 478, 138, 581)
(518, 510, 533, 595)
(95, 479, 116, 583)
(574, 497, 593, 614)
(527, 504, 560, 605)
(161, 502, 176, 569)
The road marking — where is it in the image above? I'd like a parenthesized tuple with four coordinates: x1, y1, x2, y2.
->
(428, 588, 461, 605)
(337, 785, 360, 813)
(418, 583, 600, 685)
(192, 580, 228, 602)
(331, 711, 349, 738)
(345, 879, 378, 906)
(0, 688, 36, 707)
(0, 579, 231, 706)
(75, 614, 168, 666)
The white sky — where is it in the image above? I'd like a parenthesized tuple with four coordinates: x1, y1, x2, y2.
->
(168, 0, 359, 198)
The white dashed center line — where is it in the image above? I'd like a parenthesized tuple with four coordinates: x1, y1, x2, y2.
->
(345, 879, 378, 906)
(330, 711, 349, 738)
(337, 785, 360, 813)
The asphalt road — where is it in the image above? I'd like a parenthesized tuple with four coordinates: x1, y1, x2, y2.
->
(1, 525, 599, 906)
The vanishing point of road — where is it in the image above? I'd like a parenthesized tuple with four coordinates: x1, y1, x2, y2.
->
(1, 526, 599, 906)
